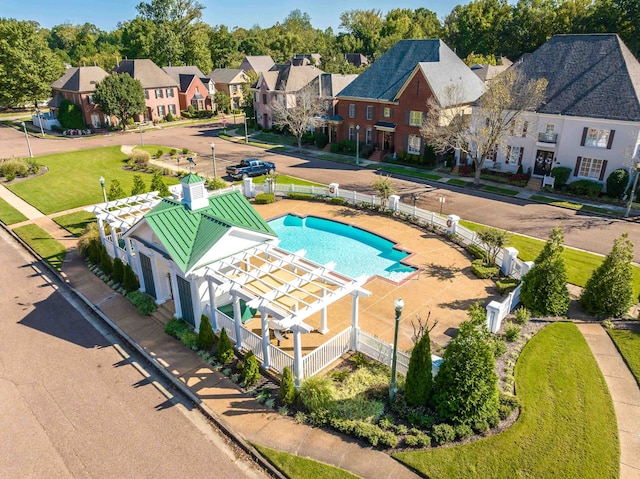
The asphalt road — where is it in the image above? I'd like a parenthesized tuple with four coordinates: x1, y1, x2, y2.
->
(0, 228, 266, 479)
(3, 121, 640, 262)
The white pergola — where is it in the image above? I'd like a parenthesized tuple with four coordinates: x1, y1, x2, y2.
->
(86, 192, 162, 259)
(202, 243, 371, 384)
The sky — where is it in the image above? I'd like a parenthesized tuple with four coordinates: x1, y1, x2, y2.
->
(2, 0, 458, 32)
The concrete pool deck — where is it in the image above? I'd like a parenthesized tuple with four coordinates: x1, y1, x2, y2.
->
(251, 199, 501, 353)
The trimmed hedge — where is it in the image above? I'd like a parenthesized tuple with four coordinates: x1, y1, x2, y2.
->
(471, 259, 499, 279)
(496, 278, 520, 294)
(125, 290, 158, 315)
(254, 193, 275, 204)
(567, 179, 602, 198)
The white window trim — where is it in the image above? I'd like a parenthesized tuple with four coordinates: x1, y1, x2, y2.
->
(585, 128, 610, 148)
(348, 104, 356, 118)
(409, 111, 423, 127)
(578, 157, 604, 179)
(408, 134, 421, 154)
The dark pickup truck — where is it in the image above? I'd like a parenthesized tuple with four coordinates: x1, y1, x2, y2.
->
(226, 158, 276, 180)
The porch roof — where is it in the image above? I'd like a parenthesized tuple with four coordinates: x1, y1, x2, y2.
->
(85, 192, 163, 230)
(204, 243, 370, 329)
(374, 121, 396, 132)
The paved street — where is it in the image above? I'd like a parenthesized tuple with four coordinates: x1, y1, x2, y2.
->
(0, 227, 266, 479)
(3, 120, 640, 262)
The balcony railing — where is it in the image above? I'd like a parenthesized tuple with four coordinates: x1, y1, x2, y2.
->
(538, 132, 558, 143)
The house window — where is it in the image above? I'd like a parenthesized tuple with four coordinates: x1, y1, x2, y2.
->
(408, 135, 421, 154)
(348, 125, 355, 141)
(262, 93, 267, 104)
(521, 121, 528, 137)
(166, 88, 174, 98)
(366, 105, 374, 120)
(168, 104, 176, 115)
(383, 107, 391, 118)
(365, 128, 373, 145)
(87, 95, 94, 105)
(144, 90, 149, 100)
(585, 128, 611, 148)
(409, 111, 423, 126)
(155, 89, 163, 99)
(578, 157, 604, 179)
(231, 85, 238, 94)
(157, 105, 166, 117)
(506, 146, 524, 164)
(348, 104, 356, 118)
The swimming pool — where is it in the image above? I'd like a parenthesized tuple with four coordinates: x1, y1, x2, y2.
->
(267, 215, 417, 282)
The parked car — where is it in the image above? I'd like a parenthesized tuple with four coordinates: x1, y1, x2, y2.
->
(226, 158, 276, 180)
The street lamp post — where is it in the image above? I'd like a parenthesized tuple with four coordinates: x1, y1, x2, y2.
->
(389, 297, 404, 403)
(20, 122, 33, 158)
(35, 108, 45, 138)
(355, 125, 360, 165)
(99, 176, 107, 203)
(625, 161, 640, 218)
(439, 195, 446, 215)
(244, 113, 249, 144)
(211, 142, 217, 178)
(139, 123, 144, 146)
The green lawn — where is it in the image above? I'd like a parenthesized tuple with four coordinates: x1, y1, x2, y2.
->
(0, 197, 28, 225)
(394, 322, 619, 479)
(447, 178, 471, 187)
(482, 185, 519, 196)
(250, 175, 324, 187)
(530, 195, 618, 216)
(372, 164, 442, 181)
(251, 132, 298, 146)
(460, 220, 640, 295)
(53, 211, 96, 237)
(6, 146, 180, 214)
(253, 444, 362, 479)
(13, 223, 66, 271)
(608, 329, 640, 386)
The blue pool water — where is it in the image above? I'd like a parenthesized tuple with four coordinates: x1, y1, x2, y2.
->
(268, 215, 416, 281)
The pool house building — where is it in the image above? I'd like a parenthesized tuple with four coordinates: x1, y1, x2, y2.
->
(88, 174, 372, 385)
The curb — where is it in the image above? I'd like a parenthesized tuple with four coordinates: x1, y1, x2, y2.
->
(0, 221, 286, 479)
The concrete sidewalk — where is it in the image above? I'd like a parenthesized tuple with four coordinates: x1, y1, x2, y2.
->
(576, 322, 640, 479)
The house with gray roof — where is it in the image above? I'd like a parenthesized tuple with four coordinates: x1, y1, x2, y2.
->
(207, 69, 249, 110)
(240, 55, 275, 76)
(336, 39, 485, 159)
(112, 59, 180, 122)
(485, 34, 640, 190)
(252, 63, 325, 129)
(50, 66, 114, 129)
(162, 66, 213, 111)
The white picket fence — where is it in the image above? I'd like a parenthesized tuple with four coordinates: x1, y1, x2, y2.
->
(302, 327, 352, 378)
(357, 330, 410, 376)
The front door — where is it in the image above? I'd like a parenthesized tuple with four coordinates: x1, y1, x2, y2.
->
(176, 275, 195, 327)
(534, 150, 554, 176)
(139, 253, 156, 299)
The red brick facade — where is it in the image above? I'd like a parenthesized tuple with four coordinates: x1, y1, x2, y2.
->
(336, 70, 435, 156)
(178, 77, 211, 111)
(54, 90, 114, 129)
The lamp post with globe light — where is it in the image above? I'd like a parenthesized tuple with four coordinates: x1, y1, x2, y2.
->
(211, 142, 217, 178)
(20, 122, 33, 158)
(389, 297, 404, 403)
(99, 176, 107, 203)
(355, 125, 360, 165)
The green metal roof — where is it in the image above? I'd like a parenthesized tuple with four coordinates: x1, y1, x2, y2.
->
(180, 173, 204, 184)
(144, 190, 276, 273)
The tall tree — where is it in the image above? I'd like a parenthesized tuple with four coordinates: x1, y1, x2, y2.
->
(404, 323, 433, 407)
(581, 234, 635, 318)
(93, 73, 146, 130)
(520, 227, 571, 316)
(270, 84, 325, 150)
(0, 19, 64, 107)
(421, 68, 547, 185)
(339, 9, 384, 58)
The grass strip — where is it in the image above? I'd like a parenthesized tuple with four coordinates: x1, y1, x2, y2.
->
(251, 132, 298, 146)
(447, 178, 471, 187)
(607, 329, 640, 386)
(394, 322, 619, 479)
(372, 164, 442, 181)
(253, 444, 362, 479)
(530, 195, 618, 216)
(52, 211, 96, 237)
(0, 197, 28, 225)
(482, 185, 520, 196)
(460, 220, 640, 295)
(13, 223, 66, 271)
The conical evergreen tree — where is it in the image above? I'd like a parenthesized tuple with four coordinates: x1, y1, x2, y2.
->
(197, 314, 216, 350)
(404, 327, 433, 407)
(520, 227, 570, 316)
(581, 233, 634, 318)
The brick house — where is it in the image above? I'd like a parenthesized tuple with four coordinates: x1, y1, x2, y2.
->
(112, 59, 180, 122)
(482, 34, 640, 191)
(335, 40, 485, 159)
(206, 69, 249, 111)
(49, 66, 114, 129)
(162, 66, 212, 111)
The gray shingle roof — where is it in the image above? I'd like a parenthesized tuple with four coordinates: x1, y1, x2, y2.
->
(51, 66, 109, 92)
(207, 68, 246, 84)
(259, 64, 323, 92)
(240, 56, 275, 75)
(312, 73, 358, 97)
(512, 34, 640, 121)
(162, 66, 206, 91)
(337, 39, 484, 105)
(112, 59, 179, 89)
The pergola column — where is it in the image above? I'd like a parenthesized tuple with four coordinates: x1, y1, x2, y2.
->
(109, 224, 119, 259)
(319, 289, 328, 334)
(293, 327, 303, 388)
(168, 266, 181, 313)
(97, 217, 107, 246)
(232, 295, 243, 350)
(350, 292, 360, 351)
(260, 309, 270, 369)
(124, 237, 134, 268)
(207, 279, 219, 332)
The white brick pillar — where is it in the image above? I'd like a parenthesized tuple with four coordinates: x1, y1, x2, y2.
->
(501, 247, 519, 276)
(388, 194, 400, 211)
(447, 214, 460, 234)
(486, 300, 502, 333)
(329, 183, 339, 197)
(243, 177, 254, 198)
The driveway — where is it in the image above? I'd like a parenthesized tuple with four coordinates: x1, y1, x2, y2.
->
(4, 121, 640, 262)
